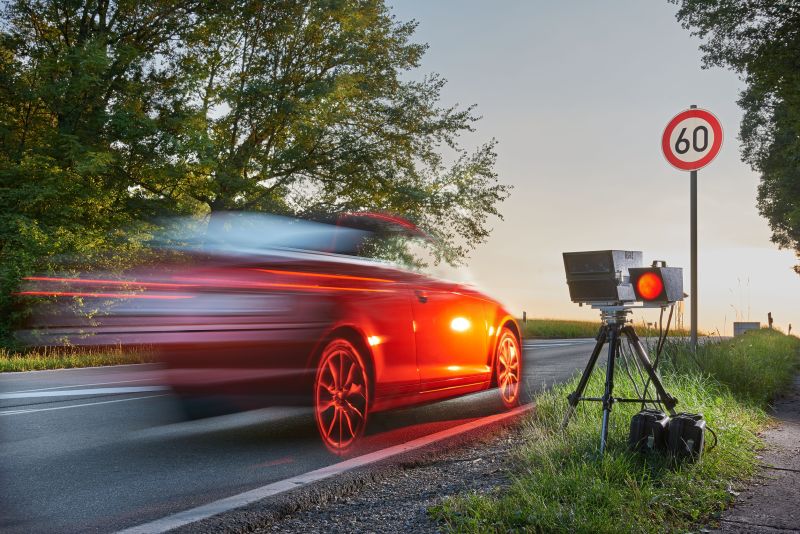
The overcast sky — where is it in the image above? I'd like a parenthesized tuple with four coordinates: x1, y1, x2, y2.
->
(389, 0, 799, 335)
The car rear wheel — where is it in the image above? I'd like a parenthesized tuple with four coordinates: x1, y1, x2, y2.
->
(314, 338, 370, 454)
(495, 328, 522, 408)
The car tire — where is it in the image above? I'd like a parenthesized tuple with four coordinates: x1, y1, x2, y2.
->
(495, 327, 523, 409)
(314, 338, 371, 454)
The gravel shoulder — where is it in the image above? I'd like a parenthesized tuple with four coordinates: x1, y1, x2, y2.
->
(174, 413, 528, 534)
(714, 374, 800, 533)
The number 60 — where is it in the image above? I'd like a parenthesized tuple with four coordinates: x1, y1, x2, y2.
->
(675, 125, 709, 155)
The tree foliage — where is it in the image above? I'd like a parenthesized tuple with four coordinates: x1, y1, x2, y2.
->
(0, 0, 205, 341)
(162, 0, 506, 262)
(0, 0, 508, 345)
(673, 0, 800, 274)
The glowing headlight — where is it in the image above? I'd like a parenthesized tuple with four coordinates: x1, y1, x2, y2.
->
(450, 317, 471, 332)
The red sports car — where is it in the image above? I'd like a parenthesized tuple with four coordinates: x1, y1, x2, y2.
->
(20, 213, 523, 454)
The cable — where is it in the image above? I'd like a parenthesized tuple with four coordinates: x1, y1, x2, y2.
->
(705, 424, 718, 452)
(624, 337, 660, 411)
(619, 341, 646, 405)
(624, 338, 649, 392)
(654, 304, 674, 367)
(639, 304, 674, 411)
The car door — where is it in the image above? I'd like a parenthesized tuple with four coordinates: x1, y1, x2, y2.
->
(411, 279, 491, 390)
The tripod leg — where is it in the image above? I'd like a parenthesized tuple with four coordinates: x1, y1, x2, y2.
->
(623, 327, 678, 415)
(599, 325, 619, 454)
(562, 326, 608, 429)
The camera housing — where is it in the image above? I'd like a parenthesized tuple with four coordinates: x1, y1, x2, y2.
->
(562, 250, 641, 304)
(563, 250, 684, 307)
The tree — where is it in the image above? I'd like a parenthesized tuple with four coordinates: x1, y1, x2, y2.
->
(0, 0, 209, 342)
(672, 0, 800, 274)
(138, 0, 507, 264)
(0, 0, 508, 344)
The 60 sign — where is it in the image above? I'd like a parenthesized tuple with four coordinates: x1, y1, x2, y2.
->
(662, 109, 723, 171)
(674, 125, 708, 154)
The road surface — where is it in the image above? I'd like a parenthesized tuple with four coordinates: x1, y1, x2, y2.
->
(0, 338, 595, 533)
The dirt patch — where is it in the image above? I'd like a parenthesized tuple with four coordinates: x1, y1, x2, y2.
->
(714, 375, 800, 533)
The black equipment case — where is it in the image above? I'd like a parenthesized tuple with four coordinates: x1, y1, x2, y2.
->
(667, 413, 706, 459)
(628, 409, 670, 453)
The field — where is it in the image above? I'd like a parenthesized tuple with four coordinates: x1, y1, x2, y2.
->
(521, 318, 698, 339)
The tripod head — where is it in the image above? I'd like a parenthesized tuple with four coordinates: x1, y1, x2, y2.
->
(594, 305, 632, 326)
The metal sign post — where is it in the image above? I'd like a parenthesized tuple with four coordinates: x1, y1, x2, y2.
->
(661, 106, 723, 351)
(690, 166, 697, 349)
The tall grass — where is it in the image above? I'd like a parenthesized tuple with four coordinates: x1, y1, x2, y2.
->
(0, 346, 155, 372)
(662, 328, 800, 406)
(434, 329, 800, 533)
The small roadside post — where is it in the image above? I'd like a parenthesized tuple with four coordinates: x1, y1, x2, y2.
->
(661, 106, 723, 351)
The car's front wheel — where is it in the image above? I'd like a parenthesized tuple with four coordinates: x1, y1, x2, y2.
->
(314, 338, 370, 454)
(495, 327, 522, 408)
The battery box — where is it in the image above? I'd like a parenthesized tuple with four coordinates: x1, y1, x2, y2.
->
(667, 412, 706, 459)
(628, 409, 670, 453)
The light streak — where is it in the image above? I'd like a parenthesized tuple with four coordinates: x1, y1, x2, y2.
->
(16, 291, 192, 300)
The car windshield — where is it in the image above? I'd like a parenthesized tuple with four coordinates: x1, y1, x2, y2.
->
(154, 212, 369, 256)
(153, 211, 427, 261)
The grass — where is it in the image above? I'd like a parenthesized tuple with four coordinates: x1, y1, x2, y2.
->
(432, 329, 800, 533)
(0, 345, 156, 372)
(521, 318, 697, 339)
(663, 328, 800, 406)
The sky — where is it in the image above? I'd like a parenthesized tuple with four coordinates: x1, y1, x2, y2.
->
(388, 0, 800, 335)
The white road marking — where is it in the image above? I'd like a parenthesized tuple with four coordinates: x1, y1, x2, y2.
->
(0, 394, 168, 416)
(7, 378, 154, 394)
(117, 403, 534, 534)
(0, 386, 168, 400)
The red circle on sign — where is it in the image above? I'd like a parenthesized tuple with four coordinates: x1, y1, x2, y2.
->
(661, 108, 723, 171)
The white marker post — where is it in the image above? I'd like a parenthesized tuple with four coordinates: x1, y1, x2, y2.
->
(661, 106, 723, 351)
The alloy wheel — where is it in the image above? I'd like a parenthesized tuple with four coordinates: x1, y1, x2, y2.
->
(314, 339, 369, 454)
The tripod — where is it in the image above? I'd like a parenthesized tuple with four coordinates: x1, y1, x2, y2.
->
(562, 306, 678, 453)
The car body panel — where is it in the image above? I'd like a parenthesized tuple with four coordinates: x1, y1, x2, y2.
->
(19, 229, 520, 417)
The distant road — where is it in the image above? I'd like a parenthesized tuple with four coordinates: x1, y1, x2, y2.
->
(0, 338, 596, 534)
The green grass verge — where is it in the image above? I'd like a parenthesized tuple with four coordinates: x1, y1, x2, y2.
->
(521, 318, 697, 339)
(0, 346, 156, 372)
(432, 329, 800, 533)
(664, 328, 800, 406)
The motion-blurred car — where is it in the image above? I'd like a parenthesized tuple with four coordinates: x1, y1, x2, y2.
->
(19, 213, 523, 453)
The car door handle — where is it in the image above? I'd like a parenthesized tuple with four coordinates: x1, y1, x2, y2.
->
(415, 290, 428, 303)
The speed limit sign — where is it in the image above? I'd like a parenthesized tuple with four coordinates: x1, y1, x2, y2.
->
(661, 108, 723, 171)
(662, 105, 723, 354)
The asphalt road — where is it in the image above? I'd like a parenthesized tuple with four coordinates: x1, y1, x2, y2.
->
(0, 338, 596, 534)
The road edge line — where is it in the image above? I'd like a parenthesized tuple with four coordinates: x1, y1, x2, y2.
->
(117, 403, 534, 534)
